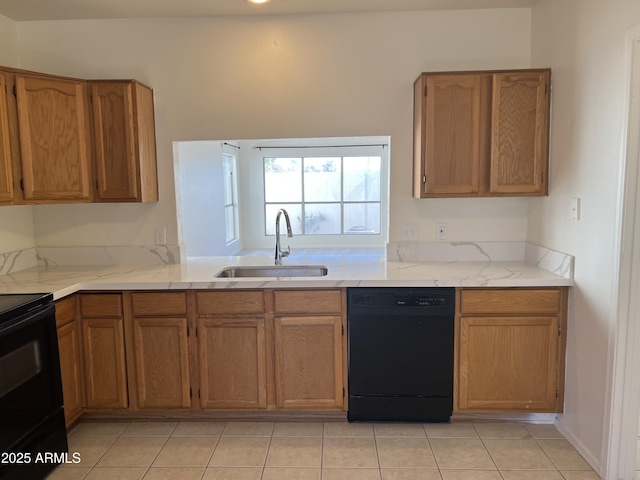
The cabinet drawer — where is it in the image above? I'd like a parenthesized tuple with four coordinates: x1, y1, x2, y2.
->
(55, 295, 77, 328)
(273, 289, 343, 314)
(460, 288, 561, 315)
(131, 292, 187, 316)
(196, 291, 264, 315)
(80, 294, 123, 318)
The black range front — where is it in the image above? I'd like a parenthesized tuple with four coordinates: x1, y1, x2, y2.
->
(347, 287, 455, 423)
(0, 293, 68, 480)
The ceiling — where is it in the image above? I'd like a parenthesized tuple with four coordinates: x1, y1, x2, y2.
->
(0, 0, 536, 22)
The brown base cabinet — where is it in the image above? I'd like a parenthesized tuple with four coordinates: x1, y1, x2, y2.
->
(79, 294, 128, 409)
(195, 289, 346, 411)
(198, 316, 268, 409)
(455, 287, 568, 413)
(55, 296, 83, 427)
(126, 292, 191, 410)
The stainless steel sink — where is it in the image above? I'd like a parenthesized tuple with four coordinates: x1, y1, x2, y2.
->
(215, 265, 329, 278)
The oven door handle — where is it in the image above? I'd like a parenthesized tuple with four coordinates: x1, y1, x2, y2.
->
(0, 304, 55, 338)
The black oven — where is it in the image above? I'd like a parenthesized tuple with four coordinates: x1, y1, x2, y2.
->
(0, 293, 68, 480)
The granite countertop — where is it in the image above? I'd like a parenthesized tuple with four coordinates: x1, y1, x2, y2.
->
(0, 247, 573, 300)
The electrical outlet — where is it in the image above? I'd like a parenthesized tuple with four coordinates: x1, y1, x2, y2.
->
(436, 223, 447, 240)
(400, 224, 419, 241)
(571, 197, 581, 221)
(155, 227, 167, 246)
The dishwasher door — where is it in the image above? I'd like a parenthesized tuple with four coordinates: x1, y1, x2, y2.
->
(347, 287, 455, 422)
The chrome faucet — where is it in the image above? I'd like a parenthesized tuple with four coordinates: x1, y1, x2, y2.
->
(275, 209, 293, 265)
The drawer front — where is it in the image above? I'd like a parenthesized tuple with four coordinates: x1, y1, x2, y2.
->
(80, 293, 123, 318)
(273, 289, 343, 314)
(196, 291, 265, 315)
(131, 292, 187, 316)
(460, 288, 561, 315)
(55, 295, 77, 328)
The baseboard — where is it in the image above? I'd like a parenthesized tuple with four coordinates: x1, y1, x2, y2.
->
(78, 410, 348, 423)
(554, 419, 603, 475)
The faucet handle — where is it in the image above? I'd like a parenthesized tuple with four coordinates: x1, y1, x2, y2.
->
(282, 246, 290, 258)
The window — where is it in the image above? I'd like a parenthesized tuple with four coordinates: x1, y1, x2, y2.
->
(264, 156, 382, 236)
(223, 153, 239, 244)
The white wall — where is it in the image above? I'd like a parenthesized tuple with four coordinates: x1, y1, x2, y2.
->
(530, 0, 640, 473)
(11, 9, 533, 254)
(0, 14, 36, 255)
(176, 141, 241, 256)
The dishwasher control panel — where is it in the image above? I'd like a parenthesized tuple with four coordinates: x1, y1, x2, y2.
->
(348, 288, 454, 310)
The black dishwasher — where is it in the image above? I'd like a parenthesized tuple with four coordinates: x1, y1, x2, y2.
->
(347, 287, 455, 422)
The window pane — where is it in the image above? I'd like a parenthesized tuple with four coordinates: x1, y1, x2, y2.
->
(223, 154, 235, 205)
(343, 156, 381, 202)
(304, 203, 341, 234)
(304, 157, 341, 202)
(225, 205, 236, 243)
(344, 203, 380, 234)
(265, 204, 303, 235)
(264, 158, 302, 202)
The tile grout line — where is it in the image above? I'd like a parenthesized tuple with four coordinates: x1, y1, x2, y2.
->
(472, 423, 507, 480)
(200, 423, 224, 480)
(422, 423, 444, 480)
(372, 424, 383, 480)
(258, 422, 275, 480)
(320, 422, 325, 480)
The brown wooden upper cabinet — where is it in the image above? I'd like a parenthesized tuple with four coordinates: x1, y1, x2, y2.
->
(0, 66, 159, 205)
(413, 69, 551, 198)
(0, 72, 14, 204)
(15, 74, 93, 202)
(90, 81, 158, 202)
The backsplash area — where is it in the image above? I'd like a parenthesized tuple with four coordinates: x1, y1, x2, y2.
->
(387, 241, 573, 279)
(0, 242, 573, 280)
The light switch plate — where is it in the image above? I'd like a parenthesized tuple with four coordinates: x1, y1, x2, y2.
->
(571, 197, 581, 221)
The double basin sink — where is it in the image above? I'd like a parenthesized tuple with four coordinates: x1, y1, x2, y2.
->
(215, 265, 328, 278)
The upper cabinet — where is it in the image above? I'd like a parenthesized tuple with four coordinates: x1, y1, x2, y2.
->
(0, 72, 14, 204)
(90, 81, 158, 202)
(15, 74, 93, 203)
(413, 69, 551, 198)
(0, 66, 159, 205)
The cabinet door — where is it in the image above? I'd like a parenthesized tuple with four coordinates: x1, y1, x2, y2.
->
(82, 318, 128, 409)
(15, 75, 92, 201)
(421, 74, 482, 196)
(57, 321, 83, 427)
(0, 73, 14, 203)
(458, 315, 560, 412)
(490, 71, 550, 194)
(131, 317, 191, 409)
(91, 81, 158, 202)
(273, 316, 343, 409)
(91, 82, 138, 200)
(198, 317, 267, 409)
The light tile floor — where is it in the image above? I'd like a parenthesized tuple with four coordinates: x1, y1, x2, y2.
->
(46, 421, 601, 480)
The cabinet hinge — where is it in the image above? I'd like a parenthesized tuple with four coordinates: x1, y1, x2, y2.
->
(12, 84, 16, 97)
(424, 86, 428, 96)
(189, 387, 192, 398)
(341, 324, 344, 336)
(556, 389, 559, 399)
(342, 387, 345, 399)
(196, 327, 199, 337)
(198, 389, 201, 399)
(422, 175, 426, 184)
(558, 325, 561, 336)
(545, 83, 548, 94)
(187, 326, 190, 337)
(19, 179, 24, 191)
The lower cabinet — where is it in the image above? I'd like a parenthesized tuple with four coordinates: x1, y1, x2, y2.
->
(198, 317, 268, 409)
(273, 315, 344, 409)
(455, 287, 568, 413)
(79, 294, 128, 409)
(55, 296, 83, 427)
(195, 289, 346, 410)
(272, 290, 345, 409)
(127, 292, 191, 409)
